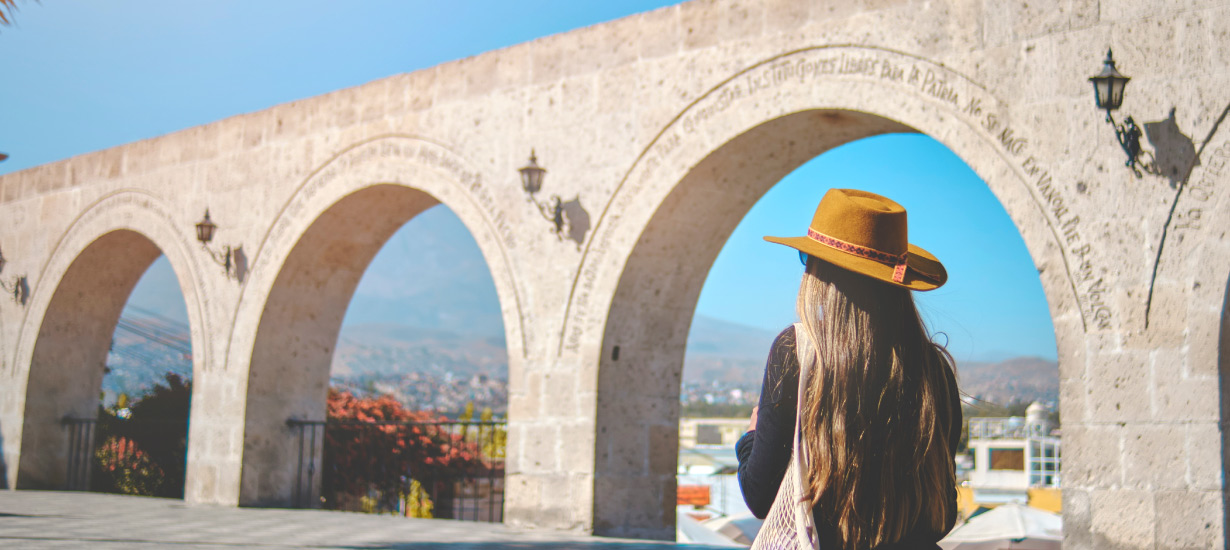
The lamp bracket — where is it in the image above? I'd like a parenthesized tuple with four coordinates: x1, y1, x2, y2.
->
(527, 193, 566, 238)
(1105, 111, 1160, 178)
(201, 243, 239, 280)
(0, 275, 29, 306)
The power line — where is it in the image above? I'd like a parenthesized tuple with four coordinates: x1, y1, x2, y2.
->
(115, 319, 190, 355)
(120, 307, 191, 345)
(124, 305, 189, 332)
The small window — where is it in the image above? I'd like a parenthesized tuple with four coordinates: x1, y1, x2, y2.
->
(696, 425, 722, 445)
(989, 448, 1024, 470)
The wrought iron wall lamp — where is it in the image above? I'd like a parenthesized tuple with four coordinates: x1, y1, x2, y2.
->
(196, 209, 242, 280)
(518, 151, 567, 237)
(1089, 49, 1159, 178)
(0, 246, 30, 305)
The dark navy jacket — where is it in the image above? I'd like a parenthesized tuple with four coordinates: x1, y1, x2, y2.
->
(735, 326, 962, 550)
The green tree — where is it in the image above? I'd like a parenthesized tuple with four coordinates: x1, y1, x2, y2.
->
(93, 373, 191, 498)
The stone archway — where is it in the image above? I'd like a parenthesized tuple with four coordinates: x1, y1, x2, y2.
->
(8, 192, 208, 491)
(570, 47, 1083, 539)
(227, 137, 526, 507)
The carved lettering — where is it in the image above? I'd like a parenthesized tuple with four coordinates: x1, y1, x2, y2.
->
(568, 46, 1123, 351)
(983, 113, 1001, 133)
(997, 127, 1028, 156)
(1178, 141, 1227, 222)
(880, 61, 905, 82)
(963, 97, 983, 118)
(907, 65, 921, 85)
(1061, 215, 1080, 244)
(1174, 208, 1203, 231)
(920, 69, 959, 106)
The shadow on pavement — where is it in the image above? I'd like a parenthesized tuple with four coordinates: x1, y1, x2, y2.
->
(344, 543, 731, 550)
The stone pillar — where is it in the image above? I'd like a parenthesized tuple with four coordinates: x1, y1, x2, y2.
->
(504, 360, 600, 533)
(1060, 283, 1229, 549)
(183, 368, 247, 505)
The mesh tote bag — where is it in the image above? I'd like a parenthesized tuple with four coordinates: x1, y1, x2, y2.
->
(749, 322, 820, 550)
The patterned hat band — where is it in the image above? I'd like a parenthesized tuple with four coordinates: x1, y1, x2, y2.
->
(806, 228, 910, 283)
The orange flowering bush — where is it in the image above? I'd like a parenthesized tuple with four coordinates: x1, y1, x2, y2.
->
(321, 389, 486, 514)
(93, 436, 165, 496)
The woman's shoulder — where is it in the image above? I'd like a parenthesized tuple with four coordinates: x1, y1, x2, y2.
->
(772, 324, 797, 348)
(764, 324, 801, 393)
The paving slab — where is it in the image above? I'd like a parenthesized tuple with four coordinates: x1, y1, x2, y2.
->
(0, 491, 728, 550)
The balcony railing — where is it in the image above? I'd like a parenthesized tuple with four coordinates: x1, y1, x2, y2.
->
(63, 417, 97, 491)
(968, 417, 1030, 439)
(287, 419, 506, 522)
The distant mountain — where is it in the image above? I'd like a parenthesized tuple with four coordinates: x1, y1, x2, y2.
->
(953, 356, 1059, 405)
(341, 206, 505, 339)
(683, 316, 780, 386)
(686, 316, 782, 359)
(331, 322, 507, 380)
(680, 316, 1059, 405)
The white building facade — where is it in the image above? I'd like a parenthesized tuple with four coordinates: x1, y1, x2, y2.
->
(968, 403, 1061, 505)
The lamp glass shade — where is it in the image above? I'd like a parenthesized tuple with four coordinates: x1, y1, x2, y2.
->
(1089, 50, 1130, 111)
(519, 152, 546, 195)
(196, 211, 217, 244)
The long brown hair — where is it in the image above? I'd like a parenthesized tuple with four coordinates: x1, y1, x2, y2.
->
(795, 258, 959, 550)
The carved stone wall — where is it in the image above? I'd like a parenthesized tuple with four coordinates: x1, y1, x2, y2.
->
(1, 0, 1227, 547)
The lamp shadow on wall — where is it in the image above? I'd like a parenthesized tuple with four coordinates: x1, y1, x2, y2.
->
(338, 543, 727, 549)
(560, 197, 591, 250)
(1143, 101, 1230, 329)
(1143, 108, 1199, 189)
(233, 246, 249, 283)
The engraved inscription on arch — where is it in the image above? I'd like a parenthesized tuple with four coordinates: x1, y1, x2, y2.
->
(15, 190, 208, 373)
(251, 135, 528, 359)
(262, 137, 517, 267)
(563, 46, 1111, 354)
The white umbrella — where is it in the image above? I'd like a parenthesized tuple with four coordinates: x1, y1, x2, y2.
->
(940, 503, 1062, 550)
(677, 510, 745, 547)
(702, 513, 764, 546)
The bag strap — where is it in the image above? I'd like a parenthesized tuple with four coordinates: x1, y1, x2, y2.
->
(791, 322, 818, 548)
(792, 322, 814, 451)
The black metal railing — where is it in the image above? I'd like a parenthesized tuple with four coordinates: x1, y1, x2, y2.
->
(62, 415, 189, 497)
(62, 417, 97, 491)
(287, 419, 506, 522)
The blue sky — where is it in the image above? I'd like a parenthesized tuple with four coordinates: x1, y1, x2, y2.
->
(0, 1, 1057, 362)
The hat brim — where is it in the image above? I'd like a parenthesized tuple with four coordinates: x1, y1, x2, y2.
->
(764, 235, 947, 291)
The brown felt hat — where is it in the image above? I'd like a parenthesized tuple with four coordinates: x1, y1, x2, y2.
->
(764, 188, 947, 291)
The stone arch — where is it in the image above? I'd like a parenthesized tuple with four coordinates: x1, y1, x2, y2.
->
(227, 136, 524, 506)
(575, 47, 1081, 538)
(9, 191, 207, 490)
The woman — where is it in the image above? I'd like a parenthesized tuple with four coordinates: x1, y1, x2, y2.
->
(736, 188, 962, 550)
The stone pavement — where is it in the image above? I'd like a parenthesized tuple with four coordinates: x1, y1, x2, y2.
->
(0, 491, 729, 550)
